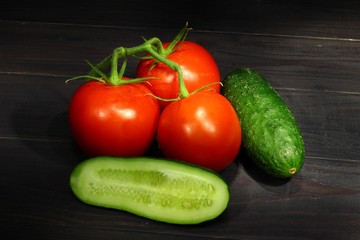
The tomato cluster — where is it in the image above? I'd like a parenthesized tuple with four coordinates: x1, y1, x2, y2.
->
(68, 26, 242, 172)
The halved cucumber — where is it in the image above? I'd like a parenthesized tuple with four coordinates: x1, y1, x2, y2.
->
(70, 156, 230, 224)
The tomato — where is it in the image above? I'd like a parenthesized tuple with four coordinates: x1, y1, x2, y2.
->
(157, 91, 242, 171)
(136, 41, 221, 110)
(68, 80, 160, 157)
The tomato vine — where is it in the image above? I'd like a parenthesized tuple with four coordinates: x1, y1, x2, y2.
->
(67, 23, 193, 99)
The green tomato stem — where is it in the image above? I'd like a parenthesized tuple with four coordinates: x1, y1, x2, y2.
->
(145, 46, 189, 98)
(104, 37, 189, 98)
(84, 25, 191, 99)
(164, 22, 191, 56)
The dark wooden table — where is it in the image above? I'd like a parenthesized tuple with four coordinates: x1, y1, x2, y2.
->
(1, 1, 359, 239)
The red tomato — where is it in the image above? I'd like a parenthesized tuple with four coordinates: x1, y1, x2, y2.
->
(68, 80, 160, 157)
(136, 41, 221, 110)
(157, 91, 242, 171)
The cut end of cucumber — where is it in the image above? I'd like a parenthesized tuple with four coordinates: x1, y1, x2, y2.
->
(289, 167, 297, 175)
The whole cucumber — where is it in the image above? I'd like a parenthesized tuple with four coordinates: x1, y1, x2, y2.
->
(222, 68, 304, 178)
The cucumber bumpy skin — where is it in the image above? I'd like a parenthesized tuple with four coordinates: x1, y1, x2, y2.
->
(222, 68, 305, 178)
(70, 156, 230, 225)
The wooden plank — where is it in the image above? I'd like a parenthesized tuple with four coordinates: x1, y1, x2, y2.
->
(1, 1, 360, 39)
(1, 72, 359, 161)
(1, 21, 360, 94)
(1, 139, 358, 240)
(0, 3, 359, 239)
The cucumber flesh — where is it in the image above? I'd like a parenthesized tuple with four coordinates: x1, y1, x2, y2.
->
(70, 156, 230, 224)
(222, 68, 305, 178)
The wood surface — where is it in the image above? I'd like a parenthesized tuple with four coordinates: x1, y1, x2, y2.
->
(1, 1, 359, 239)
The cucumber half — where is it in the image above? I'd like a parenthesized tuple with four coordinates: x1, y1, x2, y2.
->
(70, 156, 230, 224)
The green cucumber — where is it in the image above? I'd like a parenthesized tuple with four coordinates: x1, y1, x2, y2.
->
(222, 67, 305, 178)
(70, 156, 229, 224)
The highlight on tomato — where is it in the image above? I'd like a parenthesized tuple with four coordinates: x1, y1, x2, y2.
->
(136, 28, 221, 110)
(68, 79, 160, 157)
(157, 90, 242, 171)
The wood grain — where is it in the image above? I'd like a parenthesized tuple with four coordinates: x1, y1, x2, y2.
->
(0, 1, 359, 239)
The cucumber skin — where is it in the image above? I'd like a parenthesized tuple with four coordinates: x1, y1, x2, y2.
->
(70, 156, 230, 225)
(222, 68, 304, 178)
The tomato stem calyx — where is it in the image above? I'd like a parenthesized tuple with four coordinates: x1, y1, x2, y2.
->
(164, 22, 192, 57)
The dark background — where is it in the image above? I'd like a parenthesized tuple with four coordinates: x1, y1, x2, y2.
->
(1, 1, 359, 239)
